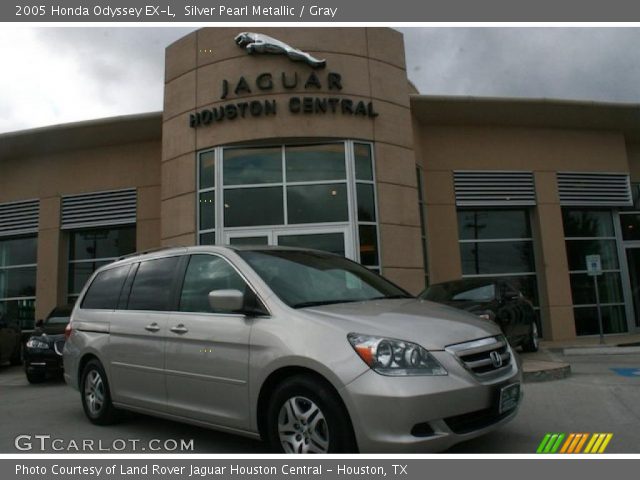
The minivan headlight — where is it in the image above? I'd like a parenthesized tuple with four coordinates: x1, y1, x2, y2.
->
(347, 333, 447, 376)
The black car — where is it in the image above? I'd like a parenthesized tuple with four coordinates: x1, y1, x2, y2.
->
(420, 278, 539, 352)
(0, 313, 22, 366)
(24, 305, 73, 383)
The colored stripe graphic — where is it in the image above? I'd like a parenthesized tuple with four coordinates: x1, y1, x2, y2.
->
(537, 433, 613, 453)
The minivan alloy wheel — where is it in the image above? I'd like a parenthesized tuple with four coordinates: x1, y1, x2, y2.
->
(278, 396, 330, 453)
(84, 370, 105, 416)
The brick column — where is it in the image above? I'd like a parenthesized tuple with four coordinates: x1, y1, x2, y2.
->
(35, 197, 65, 320)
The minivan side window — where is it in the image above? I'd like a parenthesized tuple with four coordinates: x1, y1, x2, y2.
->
(179, 255, 248, 313)
(81, 264, 131, 310)
(127, 256, 180, 311)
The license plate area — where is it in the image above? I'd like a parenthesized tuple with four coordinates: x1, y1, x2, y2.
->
(499, 383, 520, 414)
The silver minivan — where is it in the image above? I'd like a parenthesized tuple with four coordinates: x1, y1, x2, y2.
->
(64, 246, 522, 453)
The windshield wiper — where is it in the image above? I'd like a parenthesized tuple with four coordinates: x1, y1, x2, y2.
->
(292, 299, 364, 309)
(368, 294, 414, 300)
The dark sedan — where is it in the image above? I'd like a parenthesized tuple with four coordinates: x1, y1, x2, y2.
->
(420, 278, 539, 352)
(24, 305, 73, 383)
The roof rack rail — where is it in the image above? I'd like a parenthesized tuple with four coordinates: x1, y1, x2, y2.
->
(116, 245, 186, 261)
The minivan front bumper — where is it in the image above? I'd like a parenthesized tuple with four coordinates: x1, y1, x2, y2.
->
(341, 350, 522, 453)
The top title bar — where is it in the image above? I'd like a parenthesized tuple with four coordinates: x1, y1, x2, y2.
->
(4, 0, 640, 22)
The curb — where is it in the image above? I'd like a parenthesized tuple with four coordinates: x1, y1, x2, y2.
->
(522, 360, 571, 383)
(563, 346, 640, 356)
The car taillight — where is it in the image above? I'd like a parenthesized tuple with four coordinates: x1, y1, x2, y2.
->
(64, 322, 73, 340)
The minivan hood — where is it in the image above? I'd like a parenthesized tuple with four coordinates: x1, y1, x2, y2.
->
(303, 298, 501, 350)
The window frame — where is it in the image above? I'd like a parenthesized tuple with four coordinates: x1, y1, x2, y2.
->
(456, 207, 540, 316)
(67, 225, 136, 303)
(562, 207, 629, 336)
(174, 253, 270, 318)
(0, 234, 37, 329)
(196, 140, 381, 270)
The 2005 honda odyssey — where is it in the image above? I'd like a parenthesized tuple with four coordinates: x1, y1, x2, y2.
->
(64, 246, 522, 453)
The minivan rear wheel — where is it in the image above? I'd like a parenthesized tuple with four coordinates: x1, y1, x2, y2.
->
(265, 375, 356, 453)
(80, 359, 120, 425)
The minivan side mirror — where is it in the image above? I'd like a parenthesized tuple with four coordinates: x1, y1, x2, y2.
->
(208, 289, 245, 313)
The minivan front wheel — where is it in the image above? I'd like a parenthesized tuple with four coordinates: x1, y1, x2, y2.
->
(266, 375, 356, 453)
(80, 359, 119, 425)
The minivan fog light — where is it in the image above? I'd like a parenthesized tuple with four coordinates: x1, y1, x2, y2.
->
(347, 333, 447, 376)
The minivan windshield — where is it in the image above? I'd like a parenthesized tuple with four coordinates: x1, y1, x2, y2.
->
(237, 250, 413, 308)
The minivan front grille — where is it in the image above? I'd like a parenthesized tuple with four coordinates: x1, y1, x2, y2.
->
(445, 336, 512, 377)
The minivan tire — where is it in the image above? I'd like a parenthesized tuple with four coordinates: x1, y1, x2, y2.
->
(80, 359, 120, 425)
(265, 375, 357, 453)
(522, 322, 539, 353)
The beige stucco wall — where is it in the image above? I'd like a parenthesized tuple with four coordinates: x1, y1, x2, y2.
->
(162, 27, 424, 293)
(627, 142, 640, 182)
(0, 140, 161, 319)
(413, 124, 630, 340)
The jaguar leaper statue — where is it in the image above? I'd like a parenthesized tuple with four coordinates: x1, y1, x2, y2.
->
(235, 32, 327, 69)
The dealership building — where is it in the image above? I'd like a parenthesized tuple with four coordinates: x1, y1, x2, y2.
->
(1, 27, 640, 341)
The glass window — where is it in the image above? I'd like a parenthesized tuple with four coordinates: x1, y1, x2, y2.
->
(127, 256, 180, 311)
(356, 183, 376, 222)
(224, 187, 284, 227)
(199, 151, 215, 190)
(200, 232, 216, 245)
(285, 144, 346, 182)
(0, 236, 37, 267)
(0, 267, 36, 298)
(179, 255, 248, 313)
(199, 191, 215, 231)
(565, 239, 619, 271)
(457, 208, 539, 322)
(70, 227, 136, 261)
(458, 210, 531, 240)
(238, 250, 410, 308)
(0, 299, 35, 329)
(69, 261, 112, 296)
(198, 142, 380, 270)
(452, 284, 496, 302)
(82, 265, 130, 310)
(563, 210, 615, 238)
(67, 226, 136, 302)
(278, 233, 346, 256)
(574, 305, 627, 336)
(0, 235, 37, 329)
(562, 208, 626, 336)
(354, 143, 373, 181)
(359, 225, 379, 266)
(569, 272, 624, 305)
(461, 241, 535, 275)
(287, 184, 348, 224)
(619, 213, 640, 241)
(229, 236, 269, 246)
(223, 147, 282, 186)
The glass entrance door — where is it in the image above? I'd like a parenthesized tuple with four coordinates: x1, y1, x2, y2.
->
(225, 226, 353, 259)
(625, 248, 640, 328)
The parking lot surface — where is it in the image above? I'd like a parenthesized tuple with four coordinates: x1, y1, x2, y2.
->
(1, 351, 639, 454)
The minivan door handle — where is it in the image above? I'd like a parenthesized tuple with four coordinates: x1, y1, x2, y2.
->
(145, 323, 161, 332)
(170, 324, 189, 334)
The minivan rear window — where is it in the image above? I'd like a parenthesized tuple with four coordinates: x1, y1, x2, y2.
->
(127, 256, 180, 311)
(81, 265, 130, 310)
